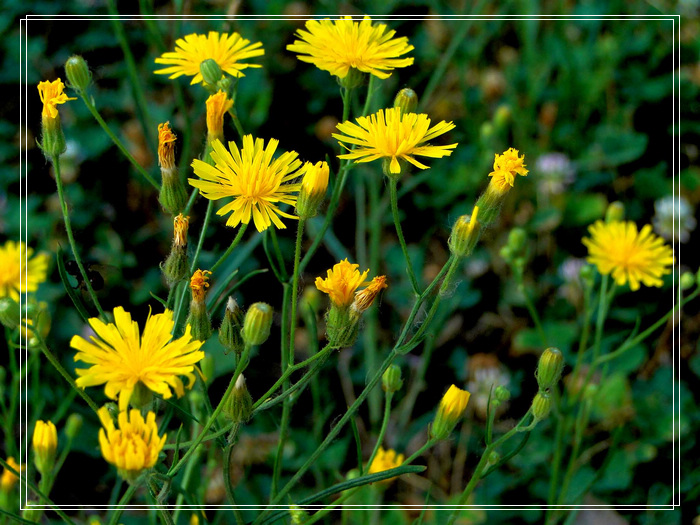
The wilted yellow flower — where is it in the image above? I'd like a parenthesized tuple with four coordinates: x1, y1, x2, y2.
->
(368, 447, 404, 482)
(351, 275, 388, 314)
(333, 107, 457, 175)
(72, 307, 205, 411)
(154, 31, 264, 85)
(33, 420, 58, 475)
(431, 385, 471, 440)
(287, 16, 414, 80)
(582, 220, 674, 291)
(1, 457, 24, 492)
(190, 269, 212, 303)
(157, 122, 177, 170)
(37, 78, 76, 119)
(488, 147, 529, 194)
(206, 91, 233, 141)
(0, 240, 49, 302)
(173, 214, 189, 248)
(315, 259, 370, 308)
(189, 137, 302, 232)
(97, 406, 166, 482)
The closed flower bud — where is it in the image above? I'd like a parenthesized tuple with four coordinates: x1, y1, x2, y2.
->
(64, 55, 91, 93)
(487, 450, 501, 467)
(186, 269, 213, 341)
(64, 414, 83, 440)
(493, 104, 511, 129)
(536, 347, 564, 390)
(531, 391, 551, 421)
(242, 302, 273, 346)
(0, 297, 20, 329)
(200, 58, 223, 86)
(200, 355, 215, 384)
(163, 214, 190, 285)
(296, 161, 329, 219)
(338, 67, 364, 90)
(206, 91, 233, 145)
(1, 457, 24, 493)
(492, 385, 511, 406)
(605, 201, 625, 223)
(219, 297, 245, 355)
(430, 385, 471, 441)
(394, 87, 418, 114)
(449, 206, 480, 257)
(224, 374, 253, 423)
(32, 420, 58, 476)
(680, 272, 694, 291)
(382, 364, 403, 393)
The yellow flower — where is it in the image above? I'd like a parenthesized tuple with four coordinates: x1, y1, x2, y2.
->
(0, 240, 49, 302)
(157, 122, 177, 170)
(97, 406, 166, 482)
(287, 16, 414, 80)
(582, 220, 674, 291)
(206, 91, 233, 141)
(71, 307, 205, 411)
(154, 31, 264, 85)
(37, 78, 76, 119)
(189, 137, 302, 232)
(351, 275, 388, 315)
(315, 259, 370, 308)
(33, 420, 58, 475)
(431, 385, 471, 440)
(1, 457, 24, 492)
(300, 161, 329, 198)
(487, 147, 529, 193)
(368, 447, 404, 482)
(333, 107, 457, 175)
(189, 269, 211, 303)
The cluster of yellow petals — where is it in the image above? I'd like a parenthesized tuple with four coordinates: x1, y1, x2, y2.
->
(190, 269, 212, 303)
(315, 259, 370, 308)
(33, 420, 58, 458)
(437, 385, 471, 421)
(300, 161, 330, 197)
(368, 447, 404, 482)
(173, 214, 189, 248)
(488, 147, 529, 193)
(157, 122, 177, 170)
(352, 275, 388, 314)
(0, 240, 49, 302)
(37, 78, 76, 119)
(0, 457, 24, 492)
(582, 220, 674, 291)
(206, 91, 233, 139)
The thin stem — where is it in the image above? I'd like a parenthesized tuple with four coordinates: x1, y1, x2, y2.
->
(227, 107, 245, 139)
(402, 438, 438, 465)
(367, 393, 393, 467)
(108, 482, 139, 525)
(52, 154, 106, 320)
(210, 220, 249, 273)
(288, 218, 306, 366)
(389, 178, 421, 295)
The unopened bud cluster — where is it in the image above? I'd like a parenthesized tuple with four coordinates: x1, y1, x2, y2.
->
(530, 347, 564, 422)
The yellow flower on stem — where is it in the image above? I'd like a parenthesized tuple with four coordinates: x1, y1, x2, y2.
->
(37, 78, 76, 120)
(487, 147, 529, 194)
(0, 457, 24, 492)
(333, 107, 457, 176)
(33, 420, 58, 475)
(189, 269, 211, 304)
(315, 259, 370, 309)
(154, 31, 264, 85)
(287, 16, 414, 80)
(431, 384, 471, 440)
(582, 220, 674, 291)
(97, 406, 166, 483)
(0, 240, 49, 302)
(296, 161, 330, 219)
(368, 447, 404, 482)
(351, 275, 388, 315)
(71, 307, 205, 411)
(157, 122, 177, 170)
(189, 137, 302, 232)
(206, 91, 234, 142)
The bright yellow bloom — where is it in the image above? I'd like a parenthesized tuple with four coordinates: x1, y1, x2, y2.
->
(189, 137, 303, 232)
(33, 420, 58, 475)
(431, 385, 471, 440)
(37, 78, 76, 119)
(351, 275, 388, 314)
(582, 220, 674, 291)
(287, 16, 414, 80)
(190, 269, 211, 303)
(97, 406, 166, 481)
(368, 447, 404, 482)
(71, 307, 205, 411)
(157, 122, 177, 170)
(300, 161, 329, 197)
(315, 259, 370, 308)
(206, 91, 233, 141)
(154, 31, 264, 85)
(488, 147, 528, 193)
(173, 214, 189, 248)
(1, 457, 24, 492)
(0, 240, 49, 302)
(333, 107, 457, 175)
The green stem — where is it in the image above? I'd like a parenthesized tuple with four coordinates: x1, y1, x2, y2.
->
(227, 107, 245, 139)
(402, 438, 438, 465)
(556, 398, 592, 505)
(108, 482, 139, 525)
(288, 218, 306, 365)
(389, 178, 421, 295)
(223, 425, 245, 525)
(210, 222, 249, 273)
(367, 393, 393, 467)
(52, 154, 106, 320)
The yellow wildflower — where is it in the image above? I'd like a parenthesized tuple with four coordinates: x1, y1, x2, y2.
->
(33, 420, 58, 475)
(206, 91, 233, 142)
(37, 78, 76, 120)
(157, 122, 177, 170)
(1, 457, 24, 492)
(431, 384, 471, 440)
(487, 147, 529, 194)
(315, 259, 370, 309)
(368, 447, 404, 482)
(190, 269, 211, 304)
(582, 220, 674, 291)
(0, 240, 49, 302)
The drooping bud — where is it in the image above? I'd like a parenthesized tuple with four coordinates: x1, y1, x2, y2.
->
(531, 391, 552, 421)
(163, 214, 190, 285)
(32, 420, 58, 476)
(449, 206, 480, 258)
(224, 374, 253, 423)
(296, 161, 329, 219)
(536, 347, 564, 391)
(157, 122, 187, 215)
(605, 201, 625, 223)
(241, 302, 273, 346)
(219, 297, 245, 355)
(64, 55, 91, 93)
(186, 269, 212, 342)
(382, 364, 403, 394)
(393, 87, 418, 114)
(430, 385, 471, 440)
(200, 58, 223, 86)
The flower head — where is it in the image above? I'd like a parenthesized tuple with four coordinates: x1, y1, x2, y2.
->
(1, 457, 24, 493)
(582, 220, 674, 291)
(33, 420, 58, 475)
(206, 91, 233, 141)
(154, 31, 264, 85)
(351, 275, 388, 315)
(315, 259, 370, 308)
(287, 16, 414, 80)
(296, 161, 330, 219)
(158, 122, 177, 170)
(431, 385, 471, 440)
(0, 240, 49, 302)
(37, 78, 76, 119)
(189, 269, 211, 303)
(173, 214, 189, 248)
(488, 147, 529, 193)
(189, 136, 303, 232)
(368, 447, 404, 481)
(333, 107, 457, 175)
(71, 307, 205, 411)
(97, 406, 166, 482)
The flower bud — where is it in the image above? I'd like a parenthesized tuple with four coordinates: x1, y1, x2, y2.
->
(64, 414, 83, 440)
(487, 450, 501, 467)
(430, 385, 471, 440)
(32, 420, 57, 476)
(157, 122, 188, 215)
(338, 67, 364, 90)
(200, 355, 215, 384)
(680, 272, 695, 291)
(0, 297, 20, 329)
(536, 347, 564, 390)
(200, 58, 223, 86)
(350, 276, 388, 317)
(449, 206, 480, 257)
(296, 161, 329, 219)
(219, 297, 245, 355)
(0, 457, 24, 493)
(492, 385, 511, 406)
(289, 504, 308, 524)
(186, 270, 213, 342)
(493, 104, 511, 129)
(242, 302, 273, 346)
(224, 374, 253, 423)
(64, 55, 91, 93)
(206, 91, 233, 145)
(163, 214, 190, 285)
(580, 264, 596, 287)
(531, 391, 551, 421)
(382, 365, 403, 394)
(605, 201, 625, 223)
(393, 88, 418, 114)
